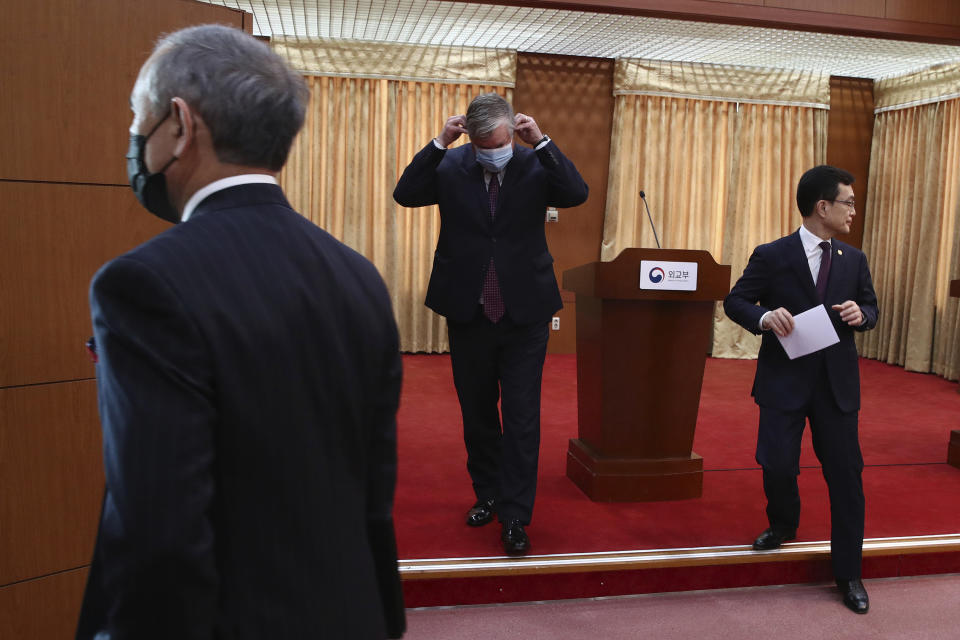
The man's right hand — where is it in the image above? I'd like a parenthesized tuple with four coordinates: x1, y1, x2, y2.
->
(762, 307, 795, 337)
(437, 115, 468, 147)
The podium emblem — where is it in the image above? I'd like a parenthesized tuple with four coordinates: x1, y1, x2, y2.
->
(639, 260, 698, 291)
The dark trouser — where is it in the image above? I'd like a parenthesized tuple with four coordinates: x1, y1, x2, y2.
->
(756, 372, 865, 580)
(447, 308, 549, 525)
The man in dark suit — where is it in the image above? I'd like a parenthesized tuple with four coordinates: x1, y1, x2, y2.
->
(393, 93, 587, 555)
(724, 165, 878, 614)
(76, 25, 404, 639)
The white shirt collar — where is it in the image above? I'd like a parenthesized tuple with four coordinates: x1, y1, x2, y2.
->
(180, 174, 278, 222)
(799, 223, 829, 256)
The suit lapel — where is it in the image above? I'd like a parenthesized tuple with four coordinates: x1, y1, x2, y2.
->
(459, 148, 494, 228)
(492, 146, 526, 230)
(787, 231, 820, 307)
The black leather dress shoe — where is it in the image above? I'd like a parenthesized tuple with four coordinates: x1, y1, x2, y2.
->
(836, 579, 869, 614)
(501, 519, 530, 556)
(752, 527, 797, 550)
(466, 498, 496, 527)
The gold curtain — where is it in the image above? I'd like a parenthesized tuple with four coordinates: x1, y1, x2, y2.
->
(858, 98, 960, 379)
(603, 84, 828, 358)
(280, 75, 512, 352)
(602, 96, 733, 261)
(874, 62, 960, 113)
(272, 37, 516, 86)
(615, 59, 830, 108)
(714, 104, 828, 358)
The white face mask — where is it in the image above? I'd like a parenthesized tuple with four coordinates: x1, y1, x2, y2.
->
(475, 143, 513, 172)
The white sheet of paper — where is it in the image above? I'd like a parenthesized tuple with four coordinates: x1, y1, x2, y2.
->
(776, 304, 840, 360)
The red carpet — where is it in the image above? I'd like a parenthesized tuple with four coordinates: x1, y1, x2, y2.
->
(395, 355, 960, 559)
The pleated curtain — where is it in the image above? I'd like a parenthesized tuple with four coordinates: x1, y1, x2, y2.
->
(858, 74, 960, 380)
(602, 59, 830, 358)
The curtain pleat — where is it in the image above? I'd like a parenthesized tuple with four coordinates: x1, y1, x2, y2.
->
(602, 91, 827, 358)
(601, 96, 731, 262)
(859, 99, 960, 379)
(713, 104, 825, 358)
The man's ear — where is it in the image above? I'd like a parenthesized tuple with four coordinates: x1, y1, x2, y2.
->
(814, 199, 828, 219)
(170, 97, 195, 157)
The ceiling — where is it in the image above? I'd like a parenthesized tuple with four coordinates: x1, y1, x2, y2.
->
(197, 0, 960, 80)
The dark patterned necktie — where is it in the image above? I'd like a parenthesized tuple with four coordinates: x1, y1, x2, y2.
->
(815, 241, 831, 302)
(482, 174, 505, 323)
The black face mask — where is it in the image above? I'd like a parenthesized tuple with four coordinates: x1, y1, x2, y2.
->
(126, 110, 180, 223)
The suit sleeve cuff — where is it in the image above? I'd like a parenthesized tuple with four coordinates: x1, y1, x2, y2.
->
(759, 311, 771, 331)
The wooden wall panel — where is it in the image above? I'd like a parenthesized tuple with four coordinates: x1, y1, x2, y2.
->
(0, 569, 89, 640)
(0, 1, 251, 636)
(482, 0, 960, 42)
(0, 0, 244, 185)
(764, 0, 884, 18)
(551, 292, 578, 354)
(826, 76, 875, 250)
(0, 381, 102, 585)
(0, 182, 171, 387)
(885, 0, 960, 26)
(513, 54, 615, 353)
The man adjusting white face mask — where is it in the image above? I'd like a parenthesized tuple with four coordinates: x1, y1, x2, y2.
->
(475, 143, 513, 172)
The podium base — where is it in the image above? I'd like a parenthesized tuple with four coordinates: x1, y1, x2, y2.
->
(566, 438, 703, 502)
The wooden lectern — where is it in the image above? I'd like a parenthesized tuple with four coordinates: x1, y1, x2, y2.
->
(562, 248, 731, 501)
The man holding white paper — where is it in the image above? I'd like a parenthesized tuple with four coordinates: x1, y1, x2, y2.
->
(776, 304, 839, 360)
(724, 165, 878, 614)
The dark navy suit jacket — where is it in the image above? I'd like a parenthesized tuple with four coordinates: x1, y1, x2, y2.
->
(393, 140, 588, 324)
(77, 183, 405, 640)
(723, 231, 879, 413)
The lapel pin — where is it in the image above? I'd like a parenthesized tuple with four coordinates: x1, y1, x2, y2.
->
(837, 250, 843, 256)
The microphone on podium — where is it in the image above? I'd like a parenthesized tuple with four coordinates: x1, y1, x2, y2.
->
(639, 190, 661, 249)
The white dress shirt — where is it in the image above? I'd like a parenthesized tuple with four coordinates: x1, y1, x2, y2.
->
(181, 174, 278, 222)
(758, 224, 831, 331)
(798, 223, 831, 284)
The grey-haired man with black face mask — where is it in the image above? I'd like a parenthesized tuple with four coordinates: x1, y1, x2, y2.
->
(77, 25, 405, 639)
(394, 93, 588, 556)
